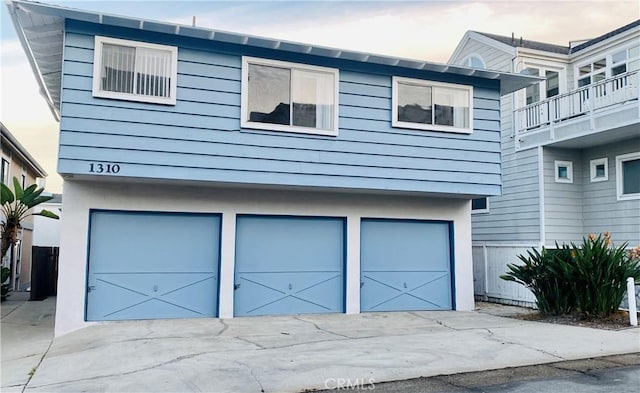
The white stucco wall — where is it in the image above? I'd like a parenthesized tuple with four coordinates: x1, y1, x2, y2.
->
(56, 180, 474, 336)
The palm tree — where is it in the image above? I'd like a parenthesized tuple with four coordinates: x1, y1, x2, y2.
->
(1, 177, 59, 299)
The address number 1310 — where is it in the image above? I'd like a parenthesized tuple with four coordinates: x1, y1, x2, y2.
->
(89, 163, 120, 174)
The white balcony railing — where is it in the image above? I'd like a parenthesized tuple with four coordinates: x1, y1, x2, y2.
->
(515, 69, 639, 135)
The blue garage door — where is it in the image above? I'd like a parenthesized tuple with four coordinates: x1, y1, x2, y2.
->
(86, 211, 221, 321)
(234, 216, 345, 316)
(361, 219, 452, 311)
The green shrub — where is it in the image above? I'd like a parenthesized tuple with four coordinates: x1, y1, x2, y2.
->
(1, 266, 9, 300)
(571, 234, 640, 317)
(501, 233, 640, 317)
(501, 243, 575, 315)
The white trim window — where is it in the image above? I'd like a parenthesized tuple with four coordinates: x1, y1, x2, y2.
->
(92, 36, 178, 105)
(590, 158, 608, 182)
(576, 58, 606, 87)
(462, 54, 486, 69)
(241, 57, 339, 136)
(521, 66, 561, 105)
(611, 44, 640, 76)
(392, 77, 473, 134)
(616, 152, 640, 200)
(471, 197, 489, 214)
(555, 160, 573, 183)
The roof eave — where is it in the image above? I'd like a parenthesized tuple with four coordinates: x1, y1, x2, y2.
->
(8, 0, 536, 103)
(0, 122, 48, 178)
(6, 0, 60, 122)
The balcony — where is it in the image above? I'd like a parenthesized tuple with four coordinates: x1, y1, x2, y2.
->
(514, 70, 639, 150)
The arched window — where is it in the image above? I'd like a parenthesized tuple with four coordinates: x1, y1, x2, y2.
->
(464, 54, 486, 69)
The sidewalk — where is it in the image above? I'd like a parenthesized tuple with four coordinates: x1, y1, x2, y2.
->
(2, 294, 638, 393)
(1, 293, 56, 393)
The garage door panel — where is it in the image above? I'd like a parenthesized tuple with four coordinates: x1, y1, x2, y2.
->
(235, 217, 343, 272)
(361, 271, 451, 311)
(235, 268, 344, 316)
(89, 213, 220, 273)
(234, 216, 345, 316)
(361, 220, 450, 271)
(86, 211, 220, 321)
(104, 297, 209, 320)
(88, 272, 218, 320)
(361, 219, 452, 312)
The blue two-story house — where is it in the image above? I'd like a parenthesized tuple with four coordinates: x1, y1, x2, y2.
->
(8, 0, 536, 335)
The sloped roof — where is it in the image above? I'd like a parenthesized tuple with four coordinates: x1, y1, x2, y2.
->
(473, 32, 570, 55)
(473, 18, 640, 56)
(571, 19, 640, 53)
(6, 0, 540, 121)
(0, 122, 47, 177)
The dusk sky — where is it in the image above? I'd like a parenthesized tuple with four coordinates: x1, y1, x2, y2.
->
(1, 0, 638, 192)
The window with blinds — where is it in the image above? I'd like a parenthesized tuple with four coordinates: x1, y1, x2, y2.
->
(92, 36, 178, 105)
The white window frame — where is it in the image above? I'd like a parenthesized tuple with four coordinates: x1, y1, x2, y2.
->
(589, 157, 608, 182)
(518, 62, 564, 107)
(610, 43, 640, 76)
(92, 36, 178, 105)
(392, 77, 473, 134)
(575, 57, 607, 88)
(555, 160, 573, 183)
(240, 57, 339, 136)
(616, 152, 640, 201)
(471, 197, 490, 214)
(462, 54, 486, 69)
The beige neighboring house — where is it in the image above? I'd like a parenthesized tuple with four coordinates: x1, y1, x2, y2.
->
(1, 122, 48, 291)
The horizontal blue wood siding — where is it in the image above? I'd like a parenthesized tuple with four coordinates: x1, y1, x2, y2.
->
(59, 21, 503, 196)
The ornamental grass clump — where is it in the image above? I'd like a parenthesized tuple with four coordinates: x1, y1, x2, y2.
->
(501, 233, 640, 317)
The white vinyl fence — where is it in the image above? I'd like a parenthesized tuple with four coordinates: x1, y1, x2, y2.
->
(472, 243, 536, 307)
(473, 243, 640, 313)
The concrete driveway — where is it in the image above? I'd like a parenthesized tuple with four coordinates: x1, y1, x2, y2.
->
(1, 293, 55, 393)
(2, 296, 639, 393)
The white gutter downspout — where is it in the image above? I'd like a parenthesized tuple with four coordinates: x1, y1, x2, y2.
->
(6, 0, 60, 121)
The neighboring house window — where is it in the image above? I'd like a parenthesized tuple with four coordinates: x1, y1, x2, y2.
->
(241, 57, 339, 136)
(611, 44, 640, 76)
(555, 160, 573, 183)
(1, 158, 8, 185)
(616, 152, 640, 200)
(577, 58, 606, 87)
(463, 54, 486, 69)
(590, 158, 608, 182)
(523, 68, 540, 104)
(392, 77, 473, 134)
(521, 67, 560, 105)
(545, 70, 559, 98)
(471, 197, 489, 214)
(92, 36, 178, 105)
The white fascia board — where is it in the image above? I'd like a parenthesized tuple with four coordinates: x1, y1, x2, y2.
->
(448, 32, 473, 64)
(569, 24, 640, 61)
(467, 31, 517, 56)
(515, 48, 570, 64)
(449, 31, 516, 65)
